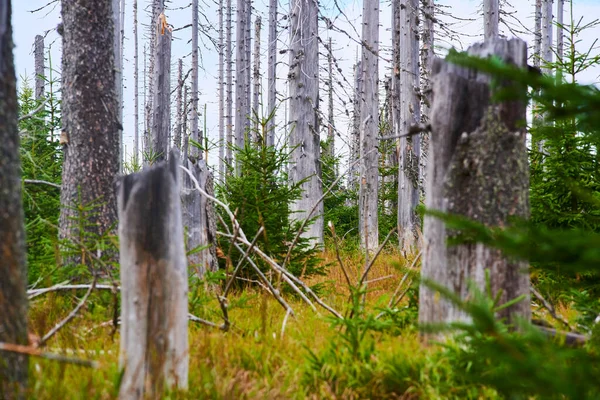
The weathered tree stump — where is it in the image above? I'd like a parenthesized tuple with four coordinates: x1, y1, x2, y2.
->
(118, 149, 188, 399)
(419, 39, 531, 329)
(181, 157, 217, 277)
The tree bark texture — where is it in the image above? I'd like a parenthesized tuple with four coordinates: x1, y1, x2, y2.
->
(541, 0, 553, 74)
(34, 34, 44, 100)
(181, 159, 217, 277)
(151, 16, 172, 161)
(397, 0, 421, 251)
(359, 0, 380, 252)
(419, 38, 531, 329)
(0, 2, 29, 397)
(252, 16, 261, 139)
(113, 0, 124, 170)
(235, 0, 250, 170)
(533, 0, 542, 68)
(191, 0, 200, 158)
(288, 0, 323, 245)
(133, 0, 140, 161)
(218, 0, 225, 180)
(420, 0, 435, 197)
(225, 0, 233, 171)
(348, 60, 362, 193)
(59, 0, 120, 264)
(118, 150, 189, 398)
(326, 38, 335, 159)
(556, 0, 564, 63)
(483, 0, 499, 39)
(266, 0, 277, 146)
(175, 59, 183, 150)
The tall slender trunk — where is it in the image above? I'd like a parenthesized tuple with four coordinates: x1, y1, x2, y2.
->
(359, 0, 380, 253)
(556, 0, 564, 64)
(397, 0, 421, 251)
(534, 0, 542, 68)
(266, 0, 277, 146)
(289, 0, 323, 245)
(34, 34, 45, 101)
(218, 0, 225, 180)
(151, 3, 171, 161)
(113, 0, 124, 170)
(420, 0, 434, 194)
(0, 2, 29, 397)
(235, 0, 249, 171)
(252, 16, 262, 140)
(541, 0, 553, 74)
(483, 0, 499, 39)
(245, 0, 252, 136)
(175, 59, 183, 150)
(327, 37, 335, 159)
(349, 59, 362, 193)
(225, 0, 233, 171)
(191, 0, 200, 158)
(133, 0, 140, 162)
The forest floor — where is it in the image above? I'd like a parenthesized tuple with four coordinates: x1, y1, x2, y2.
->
(25, 248, 570, 399)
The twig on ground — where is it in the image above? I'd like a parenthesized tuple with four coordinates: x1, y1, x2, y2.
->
(23, 179, 61, 189)
(39, 276, 97, 347)
(0, 342, 98, 368)
(532, 287, 574, 331)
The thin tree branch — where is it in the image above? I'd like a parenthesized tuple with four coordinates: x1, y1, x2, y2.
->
(0, 342, 98, 368)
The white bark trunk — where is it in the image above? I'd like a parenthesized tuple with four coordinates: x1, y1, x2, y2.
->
(348, 59, 362, 193)
(34, 34, 45, 100)
(359, 0, 380, 252)
(289, 0, 323, 245)
(151, 12, 171, 161)
(191, 0, 200, 158)
(133, 0, 140, 161)
(327, 37, 335, 159)
(218, 0, 225, 181)
(225, 0, 233, 170)
(113, 0, 124, 170)
(556, 0, 564, 64)
(118, 150, 188, 398)
(266, 0, 277, 146)
(235, 0, 249, 171)
(541, 0, 553, 74)
(175, 59, 183, 150)
(483, 0, 499, 39)
(398, 0, 421, 251)
(252, 16, 262, 140)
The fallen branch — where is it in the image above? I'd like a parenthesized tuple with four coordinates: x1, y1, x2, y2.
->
(0, 342, 97, 368)
(531, 287, 574, 331)
(23, 179, 61, 189)
(28, 283, 119, 299)
(39, 277, 97, 347)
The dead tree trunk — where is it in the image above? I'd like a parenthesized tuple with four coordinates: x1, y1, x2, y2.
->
(0, 2, 29, 396)
(533, 0, 542, 68)
(34, 34, 44, 101)
(175, 59, 183, 150)
(483, 0, 499, 39)
(252, 16, 262, 139)
(397, 0, 421, 251)
(235, 0, 250, 168)
(218, 0, 225, 180)
(191, 0, 200, 159)
(118, 149, 188, 399)
(181, 159, 218, 277)
(348, 59, 362, 193)
(133, 0, 140, 161)
(289, 0, 323, 245)
(266, 0, 277, 146)
(541, 0, 553, 74)
(59, 0, 119, 265)
(419, 38, 531, 329)
(225, 0, 233, 170)
(326, 37, 335, 159)
(359, 0, 380, 252)
(151, 12, 172, 161)
(420, 0, 435, 196)
(556, 0, 564, 64)
(113, 0, 124, 169)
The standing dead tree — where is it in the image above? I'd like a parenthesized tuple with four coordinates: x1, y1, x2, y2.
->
(359, 0, 380, 252)
(191, 0, 200, 158)
(34, 34, 45, 101)
(151, 8, 172, 161)
(289, 0, 323, 245)
(225, 0, 233, 171)
(483, 0, 499, 39)
(118, 149, 189, 398)
(235, 0, 251, 170)
(113, 0, 125, 169)
(266, 0, 277, 146)
(419, 38, 531, 329)
(218, 0, 225, 180)
(133, 0, 140, 161)
(252, 16, 262, 139)
(0, 2, 29, 397)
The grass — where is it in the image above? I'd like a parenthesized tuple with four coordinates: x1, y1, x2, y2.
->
(24, 248, 573, 399)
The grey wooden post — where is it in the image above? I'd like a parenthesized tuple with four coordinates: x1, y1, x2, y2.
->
(419, 39, 531, 329)
(118, 149, 188, 398)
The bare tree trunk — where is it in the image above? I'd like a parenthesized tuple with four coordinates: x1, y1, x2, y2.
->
(175, 59, 183, 150)
(483, 0, 499, 39)
(235, 0, 249, 170)
(151, 10, 172, 161)
(266, 0, 277, 146)
(191, 0, 200, 158)
(118, 150, 188, 399)
(398, 0, 421, 251)
(0, 2, 29, 397)
(113, 0, 124, 170)
(133, 0, 140, 162)
(326, 37, 335, 159)
(289, 0, 323, 245)
(252, 16, 262, 140)
(245, 0, 252, 137)
(420, 0, 435, 196)
(218, 0, 225, 180)
(183, 85, 189, 153)
(34, 34, 45, 101)
(145, 0, 161, 155)
(533, 0, 542, 68)
(60, 0, 119, 266)
(348, 59, 362, 192)
(359, 0, 380, 252)
(556, 0, 564, 64)
(225, 0, 233, 170)
(144, 43, 149, 154)
(541, 0, 553, 74)
(419, 39, 531, 330)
